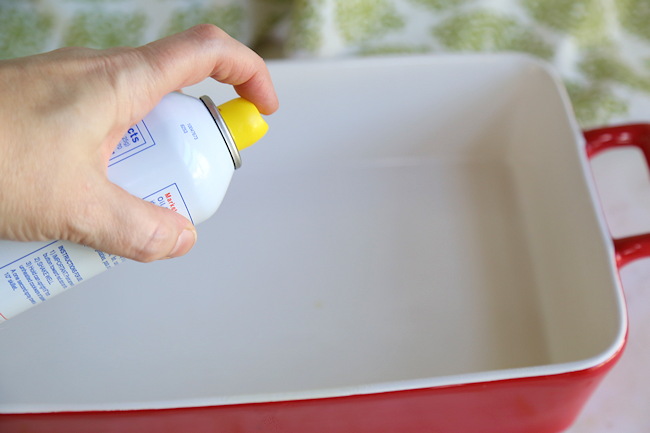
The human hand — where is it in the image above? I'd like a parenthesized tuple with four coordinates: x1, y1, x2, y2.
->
(0, 24, 278, 263)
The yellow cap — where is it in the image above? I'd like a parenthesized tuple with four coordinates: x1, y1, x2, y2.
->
(217, 98, 268, 151)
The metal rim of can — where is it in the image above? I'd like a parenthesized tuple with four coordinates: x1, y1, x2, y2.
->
(199, 95, 242, 170)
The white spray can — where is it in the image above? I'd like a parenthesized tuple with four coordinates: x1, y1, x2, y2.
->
(0, 93, 268, 322)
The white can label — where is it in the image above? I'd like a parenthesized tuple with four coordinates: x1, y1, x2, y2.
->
(0, 183, 192, 322)
(109, 121, 156, 166)
(0, 242, 124, 321)
(144, 183, 193, 223)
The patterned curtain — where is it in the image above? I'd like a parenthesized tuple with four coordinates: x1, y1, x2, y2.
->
(2, 0, 650, 127)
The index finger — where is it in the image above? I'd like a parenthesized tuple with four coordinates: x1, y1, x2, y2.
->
(136, 24, 279, 115)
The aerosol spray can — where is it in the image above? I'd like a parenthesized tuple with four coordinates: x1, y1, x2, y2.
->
(0, 93, 268, 322)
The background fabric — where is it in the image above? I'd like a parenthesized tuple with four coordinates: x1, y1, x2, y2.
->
(2, 0, 650, 127)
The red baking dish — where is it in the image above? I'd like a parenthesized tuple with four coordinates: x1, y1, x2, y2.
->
(0, 54, 647, 433)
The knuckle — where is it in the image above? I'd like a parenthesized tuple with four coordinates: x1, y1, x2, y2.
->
(188, 23, 228, 41)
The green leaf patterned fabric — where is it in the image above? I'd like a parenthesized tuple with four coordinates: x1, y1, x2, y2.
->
(335, 0, 405, 44)
(2, 0, 650, 127)
(432, 10, 554, 59)
(163, 4, 246, 41)
(63, 11, 148, 48)
(0, 4, 53, 59)
(618, 0, 650, 42)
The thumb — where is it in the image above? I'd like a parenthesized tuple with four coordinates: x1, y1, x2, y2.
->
(67, 180, 197, 263)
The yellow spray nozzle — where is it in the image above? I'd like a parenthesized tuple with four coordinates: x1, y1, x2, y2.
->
(217, 98, 268, 151)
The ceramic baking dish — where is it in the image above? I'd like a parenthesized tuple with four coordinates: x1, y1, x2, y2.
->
(1, 54, 647, 433)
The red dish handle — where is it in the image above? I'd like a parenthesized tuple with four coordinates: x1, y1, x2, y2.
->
(585, 124, 650, 267)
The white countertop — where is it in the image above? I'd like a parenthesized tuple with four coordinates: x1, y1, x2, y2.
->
(566, 100, 650, 432)
(568, 260, 650, 432)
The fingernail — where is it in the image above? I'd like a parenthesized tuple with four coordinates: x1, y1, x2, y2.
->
(167, 228, 197, 259)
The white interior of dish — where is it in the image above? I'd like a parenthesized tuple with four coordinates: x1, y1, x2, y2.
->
(0, 55, 626, 412)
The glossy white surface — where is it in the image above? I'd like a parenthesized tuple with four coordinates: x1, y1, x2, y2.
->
(0, 55, 627, 416)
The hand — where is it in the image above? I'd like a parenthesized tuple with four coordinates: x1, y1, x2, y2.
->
(0, 24, 278, 262)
